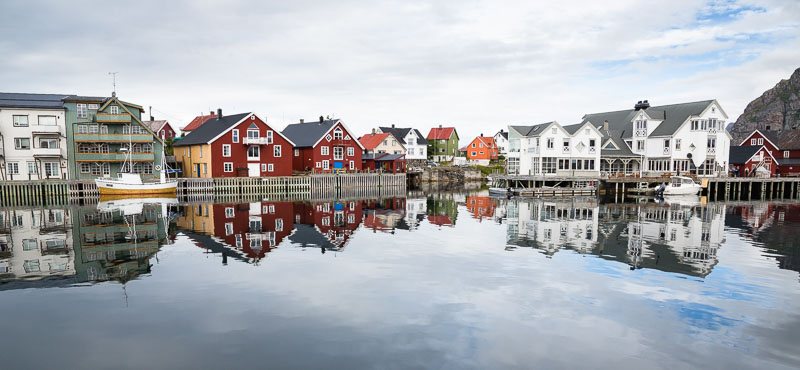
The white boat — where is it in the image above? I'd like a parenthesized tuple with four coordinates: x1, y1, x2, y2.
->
(489, 187, 511, 195)
(95, 134, 177, 197)
(654, 176, 701, 196)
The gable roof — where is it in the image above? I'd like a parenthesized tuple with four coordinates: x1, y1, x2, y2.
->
(282, 119, 365, 149)
(743, 129, 800, 150)
(378, 126, 428, 145)
(142, 120, 168, 132)
(510, 122, 556, 137)
(494, 130, 508, 140)
(183, 112, 217, 132)
(470, 136, 497, 148)
(0, 92, 70, 109)
(729, 145, 763, 164)
(427, 127, 456, 140)
(581, 100, 715, 138)
(173, 112, 250, 147)
(562, 123, 583, 135)
(359, 133, 390, 150)
(600, 129, 636, 157)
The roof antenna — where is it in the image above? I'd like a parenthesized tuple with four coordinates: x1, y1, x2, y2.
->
(108, 71, 118, 97)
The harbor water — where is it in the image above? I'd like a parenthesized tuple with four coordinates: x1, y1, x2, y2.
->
(1, 190, 799, 369)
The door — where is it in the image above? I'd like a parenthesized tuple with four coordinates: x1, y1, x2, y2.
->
(195, 164, 201, 177)
(248, 163, 260, 177)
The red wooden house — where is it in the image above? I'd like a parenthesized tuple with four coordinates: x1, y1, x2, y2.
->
(173, 110, 295, 177)
(182, 111, 217, 135)
(729, 145, 777, 177)
(281, 117, 364, 173)
(740, 129, 800, 176)
(142, 119, 177, 140)
(465, 135, 499, 164)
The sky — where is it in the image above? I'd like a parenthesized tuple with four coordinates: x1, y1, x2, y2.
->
(1, 0, 798, 143)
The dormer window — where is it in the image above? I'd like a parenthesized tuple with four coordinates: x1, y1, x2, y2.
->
(333, 128, 343, 140)
(110, 105, 120, 114)
(247, 123, 259, 138)
(635, 120, 647, 130)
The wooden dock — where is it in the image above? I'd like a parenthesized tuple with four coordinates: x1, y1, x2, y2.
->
(602, 176, 800, 201)
(0, 173, 407, 206)
(492, 175, 598, 196)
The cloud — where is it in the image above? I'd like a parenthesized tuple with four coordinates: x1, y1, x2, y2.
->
(0, 0, 798, 141)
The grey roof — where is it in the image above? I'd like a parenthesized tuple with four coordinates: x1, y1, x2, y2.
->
(562, 123, 583, 135)
(0, 92, 70, 109)
(142, 120, 168, 132)
(510, 122, 555, 137)
(581, 100, 714, 138)
(601, 130, 637, 157)
(495, 130, 508, 140)
(363, 153, 405, 161)
(282, 119, 341, 147)
(729, 145, 762, 164)
(173, 113, 250, 146)
(288, 224, 341, 251)
(378, 126, 428, 145)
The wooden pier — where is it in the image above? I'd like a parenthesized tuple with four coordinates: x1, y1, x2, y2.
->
(0, 173, 407, 206)
(602, 176, 800, 201)
(492, 175, 598, 196)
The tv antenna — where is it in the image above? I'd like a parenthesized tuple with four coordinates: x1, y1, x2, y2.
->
(108, 71, 118, 97)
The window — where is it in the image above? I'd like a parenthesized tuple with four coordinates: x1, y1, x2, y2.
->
(27, 161, 37, 175)
(294, 149, 300, 157)
(563, 139, 569, 148)
(109, 105, 120, 114)
(266, 130, 273, 144)
(203, 163, 208, 175)
(88, 104, 99, 110)
(7, 162, 19, 175)
(635, 120, 647, 130)
(274, 145, 282, 157)
(675, 139, 681, 150)
(40, 138, 59, 149)
(222, 144, 231, 157)
(321, 146, 329, 155)
(247, 123, 259, 138)
(347, 147, 354, 157)
(322, 160, 330, 170)
(589, 139, 596, 147)
(333, 147, 344, 160)
(757, 138, 764, 145)
(784, 151, 790, 158)
(315, 162, 321, 168)
(80, 163, 92, 173)
(13, 115, 29, 127)
(551, 128, 556, 134)
(232, 129, 239, 143)
(43, 162, 59, 177)
(14, 138, 30, 150)
(471, 151, 477, 156)
(707, 137, 717, 148)
(663, 139, 670, 149)
(751, 138, 756, 145)
(22, 239, 38, 250)
(349, 160, 354, 170)
(247, 146, 260, 159)
(471, 143, 476, 148)
(275, 218, 284, 232)
(546, 138, 554, 149)
(122, 125, 144, 134)
(77, 104, 87, 118)
(541, 157, 556, 173)
(268, 163, 274, 172)
(225, 223, 233, 236)
(636, 140, 645, 151)
(261, 163, 267, 172)
(333, 128, 343, 140)
(23, 260, 40, 273)
(224, 162, 233, 172)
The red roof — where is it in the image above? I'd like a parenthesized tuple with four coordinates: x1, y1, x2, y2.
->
(359, 133, 390, 150)
(473, 136, 496, 148)
(427, 127, 456, 140)
(427, 214, 453, 226)
(182, 112, 217, 132)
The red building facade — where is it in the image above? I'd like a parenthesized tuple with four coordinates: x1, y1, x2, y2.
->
(210, 114, 295, 177)
(282, 119, 364, 173)
(740, 130, 800, 176)
(211, 201, 295, 261)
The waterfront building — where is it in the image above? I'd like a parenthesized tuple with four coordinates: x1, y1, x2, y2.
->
(292, 200, 363, 251)
(581, 100, 730, 177)
(359, 131, 406, 155)
(506, 121, 603, 177)
(63, 94, 165, 180)
(363, 198, 406, 233)
(465, 135, 499, 165)
(400, 197, 427, 231)
(181, 111, 217, 135)
(173, 110, 294, 177)
(739, 129, 800, 176)
(281, 117, 364, 173)
(466, 195, 496, 222)
(426, 126, 459, 162)
(376, 125, 428, 164)
(505, 198, 599, 255)
(494, 129, 509, 156)
(729, 145, 777, 177)
(0, 93, 69, 180)
(142, 119, 177, 141)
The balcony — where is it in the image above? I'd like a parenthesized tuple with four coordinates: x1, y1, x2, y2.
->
(243, 137, 272, 145)
(95, 113, 132, 123)
(31, 125, 63, 135)
(32, 147, 63, 158)
(74, 133, 153, 143)
(75, 152, 154, 162)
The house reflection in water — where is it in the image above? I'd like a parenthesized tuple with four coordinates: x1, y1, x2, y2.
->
(504, 198, 726, 278)
(427, 193, 459, 227)
(363, 198, 406, 233)
(727, 202, 800, 274)
(292, 200, 363, 252)
(0, 202, 172, 289)
(466, 195, 496, 222)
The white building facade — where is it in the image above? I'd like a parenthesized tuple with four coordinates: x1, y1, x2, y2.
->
(0, 93, 69, 180)
(494, 129, 508, 155)
(377, 126, 427, 162)
(506, 121, 603, 177)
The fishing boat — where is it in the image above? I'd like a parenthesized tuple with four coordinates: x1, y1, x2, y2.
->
(654, 176, 701, 196)
(95, 133, 177, 197)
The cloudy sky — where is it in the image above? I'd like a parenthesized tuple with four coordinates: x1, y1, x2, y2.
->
(1, 0, 798, 141)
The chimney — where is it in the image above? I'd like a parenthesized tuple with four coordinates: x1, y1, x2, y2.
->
(603, 120, 609, 131)
(217, 108, 223, 119)
(319, 115, 324, 123)
(300, 118, 304, 124)
(480, 133, 483, 137)
(391, 124, 395, 128)
(439, 124, 442, 128)
(371, 128, 376, 134)
(634, 100, 650, 110)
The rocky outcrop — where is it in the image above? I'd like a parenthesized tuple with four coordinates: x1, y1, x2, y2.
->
(418, 167, 482, 183)
(730, 67, 800, 143)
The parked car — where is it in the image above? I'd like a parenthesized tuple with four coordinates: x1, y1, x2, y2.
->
(426, 160, 439, 167)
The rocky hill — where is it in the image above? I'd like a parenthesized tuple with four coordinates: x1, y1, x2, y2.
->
(729, 67, 800, 143)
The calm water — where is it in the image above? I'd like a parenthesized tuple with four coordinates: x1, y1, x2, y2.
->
(1, 190, 799, 370)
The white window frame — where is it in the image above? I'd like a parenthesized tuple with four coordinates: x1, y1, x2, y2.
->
(247, 146, 260, 160)
(322, 160, 330, 170)
(232, 129, 239, 143)
(13, 115, 29, 127)
(757, 138, 764, 145)
(347, 147, 354, 157)
(261, 163, 267, 172)
(274, 145, 281, 157)
(225, 207, 235, 218)
(294, 149, 300, 157)
(222, 144, 231, 157)
(321, 146, 329, 155)
(333, 146, 344, 160)
(784, 150, 790, 158)
(223, 162, 233, 172)
(349, 160, 354, 170)
(333, 128, 343, 140)
(266, 131, 273, 144)
(109, 105, 120, 114)
(76, 103, 87, 118)
(267, 163, 274, 172)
